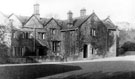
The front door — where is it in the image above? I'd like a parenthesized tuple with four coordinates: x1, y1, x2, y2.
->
(83, 44, 88, 58)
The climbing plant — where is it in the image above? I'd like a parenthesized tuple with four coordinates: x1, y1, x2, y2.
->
(90, 21, 114, 56)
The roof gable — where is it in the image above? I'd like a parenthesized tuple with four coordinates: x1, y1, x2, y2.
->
(77, 12, 101, 28)
(8, 14, 23, 29)
(61, 12, 101, 30)
(24, 15, 43, 28)
(103, 17, 117, 30)
(8, 14, 28, 26)
(17, 15, 29, 25)
(44, 18, 62, 29)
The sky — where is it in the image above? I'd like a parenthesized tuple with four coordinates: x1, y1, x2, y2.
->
(0, 0, 134, 23)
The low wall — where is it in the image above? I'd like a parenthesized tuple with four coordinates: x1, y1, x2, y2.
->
(0, 63, 81, 79)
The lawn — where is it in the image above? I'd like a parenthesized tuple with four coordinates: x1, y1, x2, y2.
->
(0, 56, 135, 79)
(38, 56, 135, 79)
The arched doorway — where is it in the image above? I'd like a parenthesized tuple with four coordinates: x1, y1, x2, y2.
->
(83, 44, 88, 58)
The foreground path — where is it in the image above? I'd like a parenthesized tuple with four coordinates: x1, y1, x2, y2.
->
(38, 56, 135, 79)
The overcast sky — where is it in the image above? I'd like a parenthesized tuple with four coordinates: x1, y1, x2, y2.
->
(0, 0, 134, 23)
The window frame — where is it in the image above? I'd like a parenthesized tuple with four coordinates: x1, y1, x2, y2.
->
(91, 28, 96, 37)
(50, 28, 56, 35)
(52, 41, 61, 52)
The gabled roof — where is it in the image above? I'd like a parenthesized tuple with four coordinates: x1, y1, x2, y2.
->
(43, 17, 62, 29)
(24, 15, 42, 25)
(103, 17, 117, 30)
(24, 14, 49, 27)
(8, 13, 29, 25)
(17, 15, 29, 25)
(61, 12, 101, 31)
(76, 12, 100, 28)
(40, 18, 49, 25)
(60, 20, 78, 31)
(74, 16, 89, 27)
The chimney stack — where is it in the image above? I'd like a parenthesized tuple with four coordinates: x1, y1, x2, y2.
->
(67, 10, 73, 23)
(80, 8, 86, 17)
(34, 3, 40, 18)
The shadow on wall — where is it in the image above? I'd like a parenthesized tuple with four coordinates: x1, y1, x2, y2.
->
(0, 64, 81, 79)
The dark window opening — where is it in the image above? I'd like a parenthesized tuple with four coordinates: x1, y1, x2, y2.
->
(91, 28, 96, 36)
(52, 41, 60, 53)
(92, 48, 94, 54)
(83, 44, 87, 58)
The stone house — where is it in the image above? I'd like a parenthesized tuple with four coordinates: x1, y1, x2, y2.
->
(6, 3, 118, 60)
(60, 9, 118, 60)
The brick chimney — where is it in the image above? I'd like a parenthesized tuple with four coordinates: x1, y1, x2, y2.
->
(67, 10, 73, 24)
(80, 8, 86, 17)
(34, 3, 40, 18)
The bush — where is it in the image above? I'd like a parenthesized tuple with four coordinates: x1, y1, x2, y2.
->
(118, 41, 135, 56)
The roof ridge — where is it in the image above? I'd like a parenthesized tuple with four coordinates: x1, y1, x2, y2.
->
(43, 18, 53, 26)
(24, 15, 43, 26)
(43, 17, 62, 29)
(78, 12, 100, 28)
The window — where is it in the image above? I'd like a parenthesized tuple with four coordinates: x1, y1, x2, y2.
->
(12, 47, 15, 56)
(29, 33, 33, 38)
(52, 41, 61, 52)
(42, 33, 46, 39)
(38, 32, 46, 39)
(14, 47, 18, 56)
(13, 32, 17, 38)
(38, 32, 42, 39)
(19, 47, 25, 56)
(25, 32, 29, 39)
(22, 33, 25, 38)
(24, 32, 32, 39)
(91, 28, 96, 36)
(50, 28, 56, 35)
(109, 30, 113, 36)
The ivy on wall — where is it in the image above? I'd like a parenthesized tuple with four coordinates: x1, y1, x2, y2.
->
(90, 21, 114, 56)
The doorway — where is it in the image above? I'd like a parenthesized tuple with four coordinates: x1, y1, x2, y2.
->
(83, 44, 88, 58)
(38, 47, 48, 56)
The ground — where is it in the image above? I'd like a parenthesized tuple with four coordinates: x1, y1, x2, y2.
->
(0, 56, 135, 79)
(38, 55, 135, 79)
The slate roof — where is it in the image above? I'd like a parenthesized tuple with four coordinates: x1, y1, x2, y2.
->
(8, 14, 29, 26)
(17, 15, 29, 25)
(36, 39, 49, 47)
(24, 14, 50, 27)
(40, 18, 49, 25)
(74, 16, 89, 27)
(103, 17, 117, 30)
(61, 19, 78, 29)
(60, 12, 100, 31)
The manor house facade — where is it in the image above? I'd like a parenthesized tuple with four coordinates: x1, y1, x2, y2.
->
(1, 3, 119, 60)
